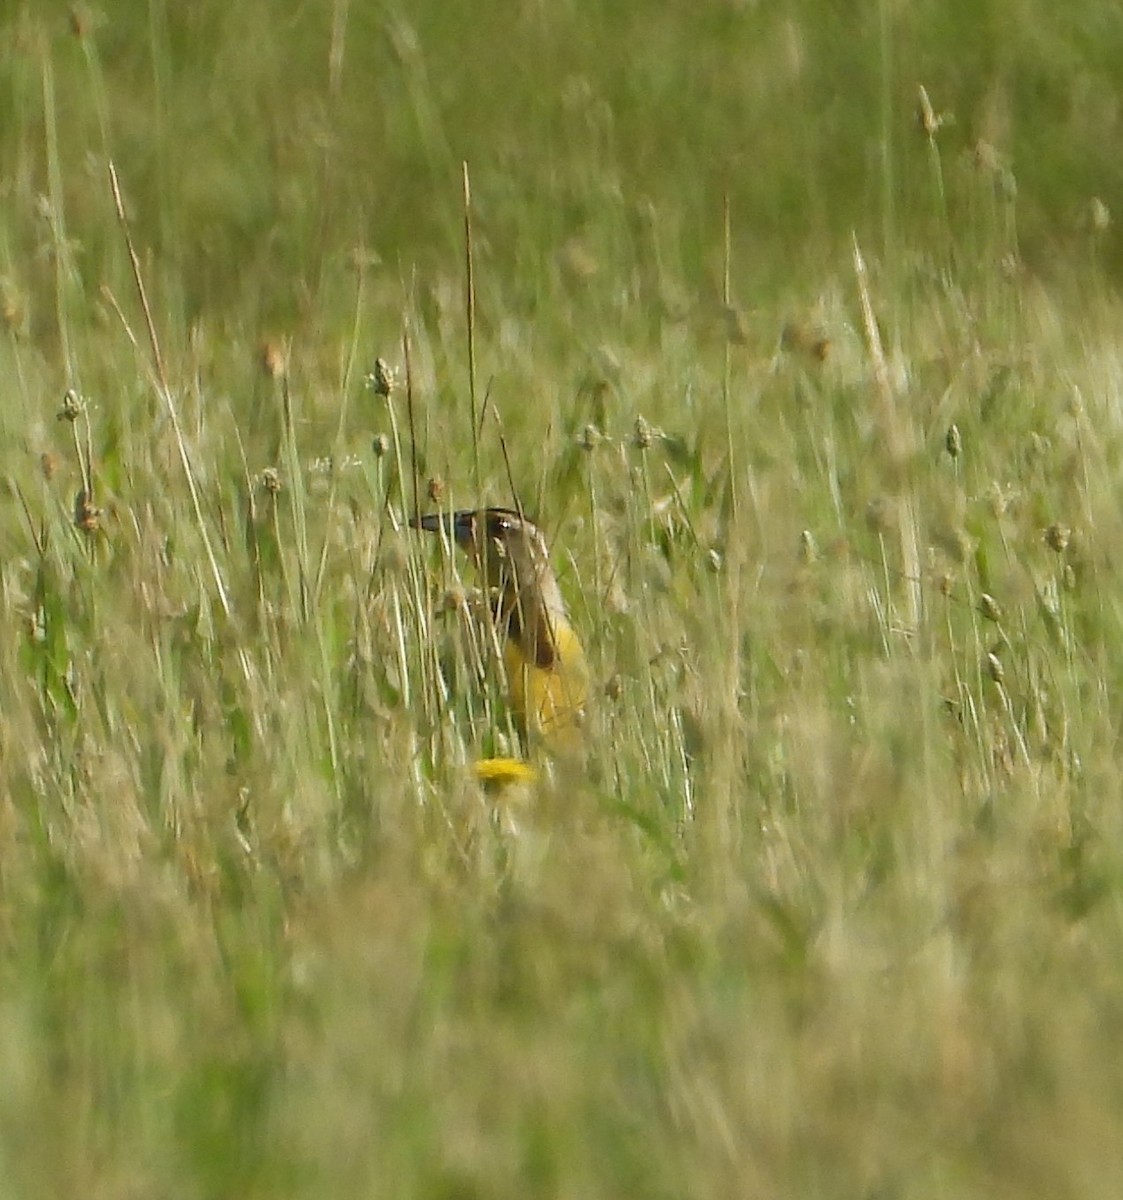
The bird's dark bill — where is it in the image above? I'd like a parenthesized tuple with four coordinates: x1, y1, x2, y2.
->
(410, 511, 476, 542)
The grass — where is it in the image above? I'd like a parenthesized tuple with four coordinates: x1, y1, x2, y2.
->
(3, 1, 1123, 1197)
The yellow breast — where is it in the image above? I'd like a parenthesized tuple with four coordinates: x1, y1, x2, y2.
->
(502, 619, 589, 757)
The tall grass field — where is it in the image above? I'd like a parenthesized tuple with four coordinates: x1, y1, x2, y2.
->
(3, 2, 1123, 1196)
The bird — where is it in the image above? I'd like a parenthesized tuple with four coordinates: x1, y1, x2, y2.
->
(410, 507, 589, 775)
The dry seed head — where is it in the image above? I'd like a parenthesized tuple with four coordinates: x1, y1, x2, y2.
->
(978, 593, 1002, 623)
(261, 467, 282, 496)
(798, 529, 818, 564)
(74, 489, 101, 534)
(1091, 197, 1111, 233)
(368, 358, 397, 397)
(1044, 523, 1070, 554)
(57, 388, 85, 423)
(604, 674, 623, 702)
(372, 433, 391, 459)
(917, 86, 937, 137)
(40, 452, 58, 481)
(426, 476, 446, 505)
(632, 415, 655, 451)
(945, 423, 962, 459)
(985, 651, 1005, 685)
(916, 85, 944, 138)
(705, 547, 723, 574)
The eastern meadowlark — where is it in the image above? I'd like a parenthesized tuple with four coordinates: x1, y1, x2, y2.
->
(411, 508, 589, 776)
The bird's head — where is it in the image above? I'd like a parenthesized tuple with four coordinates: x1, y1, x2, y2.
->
(411, 507, 568, 668)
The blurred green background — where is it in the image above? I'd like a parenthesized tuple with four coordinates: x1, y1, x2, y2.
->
(4, 0, 1122, 328)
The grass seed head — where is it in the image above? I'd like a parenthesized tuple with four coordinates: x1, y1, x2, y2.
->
(917, 85, 939, 137)
(1044, 523, 1071, 554)
(916, 85, 953, 139)
(368, 358, 397, 397)
(798, 529, 818, 563)
(978, 593, 1002, 623)
(633, 415, 654, 451)
(58, 388, 85, 423)
(74, 489, 101, 534)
